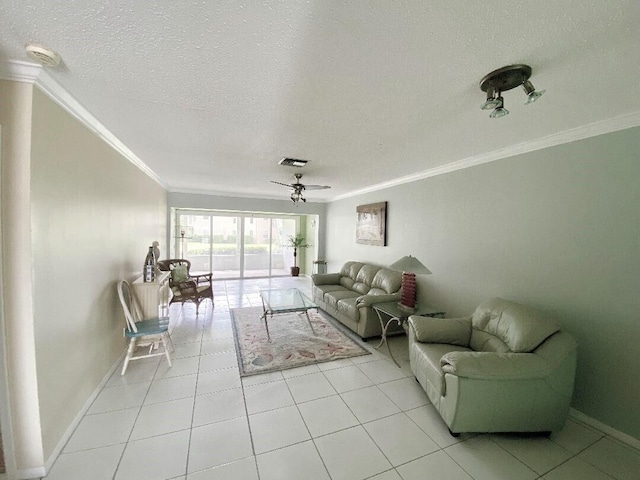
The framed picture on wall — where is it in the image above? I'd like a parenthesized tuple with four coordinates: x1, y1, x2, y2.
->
(356, 202, 387, 246)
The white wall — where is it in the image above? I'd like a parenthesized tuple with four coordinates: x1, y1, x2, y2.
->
(29, 87, 167, 460)
(324, 126, 640, 440)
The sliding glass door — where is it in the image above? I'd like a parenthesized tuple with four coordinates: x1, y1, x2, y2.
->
(243, 216, 268, 278)
(175, 211, 298, 279)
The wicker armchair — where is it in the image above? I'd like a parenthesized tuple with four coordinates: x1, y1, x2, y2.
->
(157, 259, 213, 313)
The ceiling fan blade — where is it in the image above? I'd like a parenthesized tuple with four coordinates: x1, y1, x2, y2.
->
(304, 184, 332, 190)
(270, 180, 293, 188)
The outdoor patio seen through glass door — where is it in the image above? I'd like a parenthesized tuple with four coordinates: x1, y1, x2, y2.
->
(175, 213, 298, 279)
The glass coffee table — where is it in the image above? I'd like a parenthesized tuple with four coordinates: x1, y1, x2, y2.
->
(259, 288, 318, 341)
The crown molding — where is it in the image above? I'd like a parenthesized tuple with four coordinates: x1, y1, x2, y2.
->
(0, 59, 41, 83)
(332, 111, 640, 201)
(0, 60, 166, 189)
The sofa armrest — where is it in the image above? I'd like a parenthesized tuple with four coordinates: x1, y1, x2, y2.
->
(440, 351, 551, 380)
(408, 316, 471, 347)
(312, 273, 341, 285)
(355, 292, 401, 307)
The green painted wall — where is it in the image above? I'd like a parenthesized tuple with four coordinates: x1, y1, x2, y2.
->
(324, 126, 640, 440)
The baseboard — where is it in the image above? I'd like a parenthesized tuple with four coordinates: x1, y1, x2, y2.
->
(569, 408, 640, 451)
(41, 350, 127, 477)
(13, 466, 45, 480)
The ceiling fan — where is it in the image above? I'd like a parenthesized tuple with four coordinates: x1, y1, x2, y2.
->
(271, 173, 331, 203)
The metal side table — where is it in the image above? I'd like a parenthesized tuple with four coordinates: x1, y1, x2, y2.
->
(373, 301, 445, 366)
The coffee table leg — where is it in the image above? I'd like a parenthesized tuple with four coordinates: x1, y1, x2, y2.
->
(260, 312, 271, 342)
(259, 296, 271, 342)
(304, 310, 316, 335)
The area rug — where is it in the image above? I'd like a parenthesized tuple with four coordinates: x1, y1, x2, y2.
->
(231, 307, 370, 376)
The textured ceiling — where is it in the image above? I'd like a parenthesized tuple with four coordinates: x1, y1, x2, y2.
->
(1, 1, 639, 201)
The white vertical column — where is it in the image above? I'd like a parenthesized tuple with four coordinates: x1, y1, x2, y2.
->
(0, 80, 45, 475)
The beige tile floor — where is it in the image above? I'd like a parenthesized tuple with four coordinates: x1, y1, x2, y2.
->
(42, 276, 640, 480)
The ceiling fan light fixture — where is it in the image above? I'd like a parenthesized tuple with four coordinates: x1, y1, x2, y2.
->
(271, 173, 330, 204)
(290, 191, 306, 204)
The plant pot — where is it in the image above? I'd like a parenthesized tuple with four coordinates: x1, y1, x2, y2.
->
(290, 266, 300, 277)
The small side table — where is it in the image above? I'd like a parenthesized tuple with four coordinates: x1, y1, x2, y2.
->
(373, 301, 445, 366)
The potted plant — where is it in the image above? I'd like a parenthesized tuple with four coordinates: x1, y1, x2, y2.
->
(287, 233, 309, 276)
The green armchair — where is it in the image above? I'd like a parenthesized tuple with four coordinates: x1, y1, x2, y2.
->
(408, 297, 577, 435)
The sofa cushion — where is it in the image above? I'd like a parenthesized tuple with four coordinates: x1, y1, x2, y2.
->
(311, 273, 341, 285)
(314, 284, 349, 298)
(340, 277, 356, 289)
(469, 330, 511, 353)
(325, 290, 360, 309)
(337, 297, 359, 321)
(470, 298, 561, 353)
(411, 342, 471, 396)
(371, 268, 402, 294)
(351, 282, 371, 295)
(340, 262, 364, 280)
(356, 264, 381, 286)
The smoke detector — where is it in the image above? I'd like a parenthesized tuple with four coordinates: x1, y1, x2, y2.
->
(25, 44, 61, 67)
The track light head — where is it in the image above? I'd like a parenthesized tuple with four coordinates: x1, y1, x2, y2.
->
(522, 80, 545, 104)
(481, 86, 501, 110)
(490, 106, 509, 118)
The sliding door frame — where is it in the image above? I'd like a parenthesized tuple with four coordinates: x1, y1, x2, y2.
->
(174, 209, 301, 280)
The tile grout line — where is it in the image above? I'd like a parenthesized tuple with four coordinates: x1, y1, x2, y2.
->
(280, 368, 333, 480)
(322, 355, 420, 478)
(182, 316, 205, 479)
(110, 333, 166, 480)
(230, 281, 263, 480)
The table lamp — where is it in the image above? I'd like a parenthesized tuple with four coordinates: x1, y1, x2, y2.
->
(389, 255, 432, 311)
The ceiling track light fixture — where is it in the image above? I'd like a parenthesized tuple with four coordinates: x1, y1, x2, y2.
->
(479, 64, 545, 118)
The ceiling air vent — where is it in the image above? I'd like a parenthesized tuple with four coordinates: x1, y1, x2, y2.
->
(25, 44, 61, 67)
(279, 157, 308, 167)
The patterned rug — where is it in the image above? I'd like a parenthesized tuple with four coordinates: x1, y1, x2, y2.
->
(231, 307, 370, 376)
